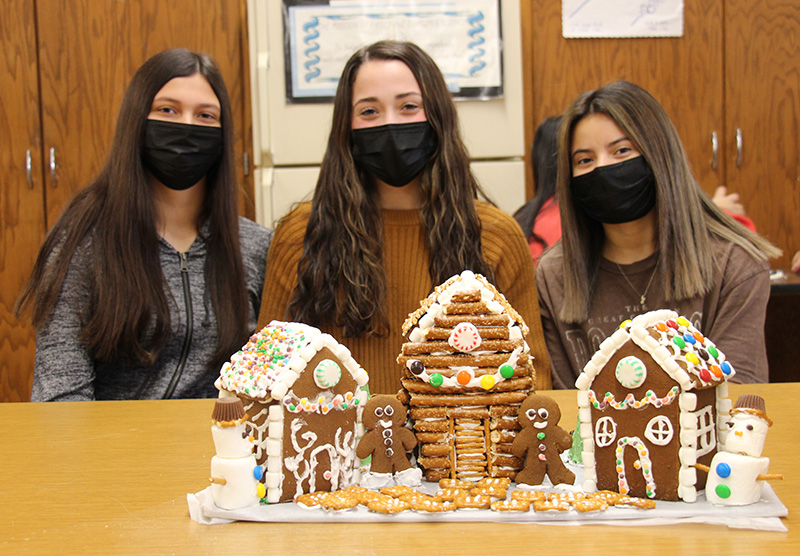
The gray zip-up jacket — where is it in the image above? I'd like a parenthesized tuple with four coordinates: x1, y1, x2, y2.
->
(31, 217, 272, 401)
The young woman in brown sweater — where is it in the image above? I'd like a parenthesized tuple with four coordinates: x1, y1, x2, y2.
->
(536, 81, 779, 388)
(258, 40, 550, 393)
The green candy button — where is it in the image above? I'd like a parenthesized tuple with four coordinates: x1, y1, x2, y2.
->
(715, 484, 731, 499)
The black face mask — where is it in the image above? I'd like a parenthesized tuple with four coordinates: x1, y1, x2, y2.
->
(570, 156, 657, 224)
(142, 120, 223, 190)
(351, 121, 437, 187)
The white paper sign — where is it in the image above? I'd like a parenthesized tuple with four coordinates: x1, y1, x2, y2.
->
(562, 0, 684, 39)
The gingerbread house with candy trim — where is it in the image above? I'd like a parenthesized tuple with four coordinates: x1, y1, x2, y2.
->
(215, 321, 369, 503)
(397, 270, 535, 482)
(575, 309, 736, 502)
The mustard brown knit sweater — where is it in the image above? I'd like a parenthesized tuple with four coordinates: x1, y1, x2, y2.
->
(257, 201, 551, 394)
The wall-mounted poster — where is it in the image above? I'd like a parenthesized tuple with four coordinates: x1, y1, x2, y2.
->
(283, 0, 503, 103)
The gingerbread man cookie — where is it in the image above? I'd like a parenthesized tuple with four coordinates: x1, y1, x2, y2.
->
(357, 395, 422, 488)
(511, 394, 575, 487)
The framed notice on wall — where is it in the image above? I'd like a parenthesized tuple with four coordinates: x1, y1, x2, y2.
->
(283, 0, 503, 103)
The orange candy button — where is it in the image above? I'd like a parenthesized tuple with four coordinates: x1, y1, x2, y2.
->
(710, 365, 723, 378)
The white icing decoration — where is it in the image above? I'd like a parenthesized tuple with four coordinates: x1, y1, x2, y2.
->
(313, 359, 341, 388)
(594, 416, 617, 447)
(615, 436, 656, 498)
(644, 416, 674, 446)
(615, 355, 647, 388)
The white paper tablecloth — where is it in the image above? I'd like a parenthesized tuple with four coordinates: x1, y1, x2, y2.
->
(188, 475, 787, 531)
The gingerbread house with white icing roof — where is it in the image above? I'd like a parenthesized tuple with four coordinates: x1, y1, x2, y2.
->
(575, 309, 736, 502)
(397, 270, 535, 482)
(216, 320, 369, 503)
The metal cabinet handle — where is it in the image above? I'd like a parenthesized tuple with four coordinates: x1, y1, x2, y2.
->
(711, 131, 718, 170)
(736, 128, 743, 168)
(49, 147, 57, 183)
(26, 149, 34, 188)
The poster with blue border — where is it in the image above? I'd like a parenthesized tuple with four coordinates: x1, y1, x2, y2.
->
(283, 0, 503, 103)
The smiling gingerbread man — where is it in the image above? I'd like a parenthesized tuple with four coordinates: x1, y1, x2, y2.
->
(512, 394, 575, 486)
(357, 394, 422, 488)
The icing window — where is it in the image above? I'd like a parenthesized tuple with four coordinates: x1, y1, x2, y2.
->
(695, 405, 716, 458)
(615, 356, 647, 389)
(644, 416, 674, 446)
(595, 416, 617, 447)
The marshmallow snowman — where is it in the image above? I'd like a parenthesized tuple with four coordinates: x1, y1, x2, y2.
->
(704, 394, 775, 506)
(209, 397, 263, 509)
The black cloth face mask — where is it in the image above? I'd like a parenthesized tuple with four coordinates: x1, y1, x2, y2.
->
(142, 120, 223, 191)
(351, 121, 437, 187)
(570, 156, 657, 224)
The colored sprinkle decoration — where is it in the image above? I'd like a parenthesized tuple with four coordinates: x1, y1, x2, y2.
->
(589, 387, 679, 410)
(282, 389, 364, 415)
(615, 437, 656, 498)
(218, 322, 316, 399)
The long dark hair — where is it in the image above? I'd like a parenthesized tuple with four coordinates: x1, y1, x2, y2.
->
(514, 115, 561, 246)
(556, 81, 780, 322)
(17, 48, 249, 370)
(287, 40, 493, 337)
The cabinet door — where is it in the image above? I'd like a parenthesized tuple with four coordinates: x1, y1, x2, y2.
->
(523, 1, 724, 198)
(724, 0, 800, 267)
(35, 0, 253, 227)
(0, 0, 47, 401)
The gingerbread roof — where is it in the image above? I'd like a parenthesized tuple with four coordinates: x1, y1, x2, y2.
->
(402, 271, 529, 337)
(398, 270, 532, 393)
(575, 309, 735, 392)
(216, 320, 369, 402)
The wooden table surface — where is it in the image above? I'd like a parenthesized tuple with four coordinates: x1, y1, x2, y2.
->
(0, 384, 796, 555)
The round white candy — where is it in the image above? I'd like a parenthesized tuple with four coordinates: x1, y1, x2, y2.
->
(615, 356, 647, 388)
(314, 359, 342, 388)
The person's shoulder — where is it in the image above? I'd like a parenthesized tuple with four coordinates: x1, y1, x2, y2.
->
(238, 216, 272, 239)
(274, 202, 312, 235)
(475, 201, 525, 235)
(237, 216, 273, 261)
(535, 242, 564, 278)
(709, 235, 770, 272)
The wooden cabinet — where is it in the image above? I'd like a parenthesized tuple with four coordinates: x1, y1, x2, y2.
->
(0, 0, 253, 402)
(0, 0, 47, 403)
(522, 0, 799, 267)
(723, 0, 800, 268)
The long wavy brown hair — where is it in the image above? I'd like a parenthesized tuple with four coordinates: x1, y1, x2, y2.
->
(288, 40, 493, 337)
(556, 80, 780, 322)
(16, 48, 249, 370)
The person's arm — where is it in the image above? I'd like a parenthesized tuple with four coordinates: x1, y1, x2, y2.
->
(703, 246, 771, 384)
(238, 217, 273, 328)
(534, 256, 575, 390)
(31, 249, 96, 402)
(478, 205, 551, 390)
(256, 205, 309, 330)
